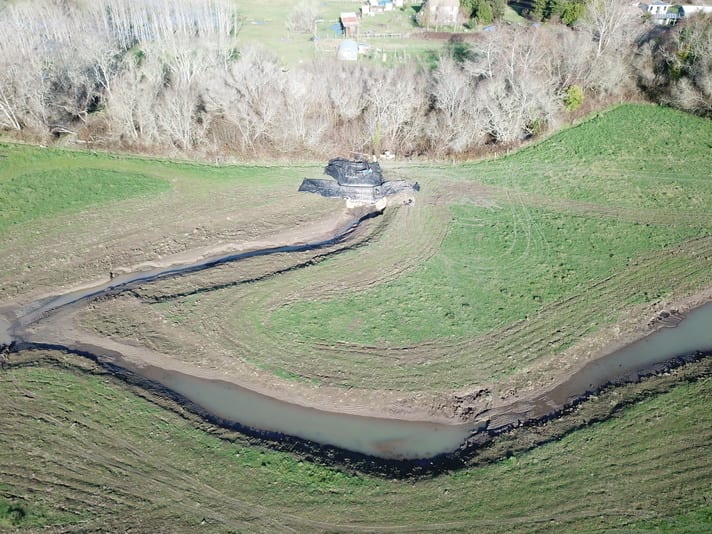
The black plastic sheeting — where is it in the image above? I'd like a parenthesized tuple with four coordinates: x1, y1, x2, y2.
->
(324, 158, 384, 186)
(300, 158, 419, 203)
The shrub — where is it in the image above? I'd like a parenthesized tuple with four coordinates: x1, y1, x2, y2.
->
(564, 85, 584, 111)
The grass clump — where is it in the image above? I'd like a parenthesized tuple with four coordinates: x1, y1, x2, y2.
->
(0, 496, 79, 529)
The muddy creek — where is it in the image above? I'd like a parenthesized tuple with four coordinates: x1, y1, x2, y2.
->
(2, 208, 711, 460)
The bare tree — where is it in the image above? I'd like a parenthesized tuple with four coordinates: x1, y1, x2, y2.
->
(427, 56, 485, 154)
(363, 66, 428, 154)
(286, 1, 318, 34)
(204, 45, 285, 153)
(105, 53, 163, 144)
(582, 0, 637, 58)
(464, 29, 561, 143)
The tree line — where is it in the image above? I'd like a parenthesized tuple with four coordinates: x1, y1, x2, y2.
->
(0, 0, 709, 159)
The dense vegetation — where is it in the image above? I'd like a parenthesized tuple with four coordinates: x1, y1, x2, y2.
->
(0, 0, 709, 159)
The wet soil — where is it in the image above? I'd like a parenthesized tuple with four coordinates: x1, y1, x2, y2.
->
(2, 197, 710, 463)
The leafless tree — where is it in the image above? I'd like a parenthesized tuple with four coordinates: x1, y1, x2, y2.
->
(582, 0, 637, 58)
(105, 53, 162, 145)
(286, 1, 318, 34)
(363, 66, 428, 154)
(204, 45, 285, 153)
(0, 0, 674, 157)
(463, 28, 561, 143)
(427, 56, 485, 154)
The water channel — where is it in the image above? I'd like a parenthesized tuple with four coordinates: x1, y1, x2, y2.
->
(3, 208, 711, 461)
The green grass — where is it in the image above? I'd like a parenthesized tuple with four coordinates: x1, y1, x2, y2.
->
(502, 5, 528, 24)
(468, 104, 712, 210)
(0, 169, 169, 232)
(1, 356, 710, 531)
(0, 142, 306, 185)
(0, 496, 78, 530)
(1, 103, 711, 530)
(262, 105, 712, 346)
(269, 203, 707, 345)
(0, 141, 337, 303)
(0, 141, 324, 242)
(236, 0, 441, 65)
(76, 104, 711, 392)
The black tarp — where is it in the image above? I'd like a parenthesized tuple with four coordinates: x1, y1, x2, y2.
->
(299, 158, 419, 203)
(324, 158, 384, 187)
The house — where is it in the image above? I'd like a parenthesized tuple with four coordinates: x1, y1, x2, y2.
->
(639, 1, 712, 24)
(416, 0, 463, 27)
(340, 12, 360, 37)
(639, 1, 680, 24)
(681, 4, 712, 16)
(640, 0, 671, 15)
(362, 1, 396, 15)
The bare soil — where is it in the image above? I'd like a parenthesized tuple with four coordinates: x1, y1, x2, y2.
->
(12, 185, 711, 426)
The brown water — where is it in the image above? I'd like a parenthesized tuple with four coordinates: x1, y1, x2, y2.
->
(112, 303, 712, 459)
(482, 302, 712, 432)
(3, 209, 710, 459)
(138, 364, 476, 460)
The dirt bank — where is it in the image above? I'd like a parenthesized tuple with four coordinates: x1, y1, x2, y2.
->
(2, 202, 709, 452)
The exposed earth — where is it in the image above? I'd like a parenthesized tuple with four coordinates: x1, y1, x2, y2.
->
(1, 106, 711, 465)
(3, 184, 710, 441)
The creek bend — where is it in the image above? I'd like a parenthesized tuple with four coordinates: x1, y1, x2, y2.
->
(2, 207, 711, 460)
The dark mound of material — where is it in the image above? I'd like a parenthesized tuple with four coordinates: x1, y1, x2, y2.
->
(299, 158, 419, 204)
(325, 158, 384, 187)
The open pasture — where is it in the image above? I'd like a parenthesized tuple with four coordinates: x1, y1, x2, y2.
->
(1, 352, 710, 531)
(1, 104, 711, 531)
(78, 105, 712, 401)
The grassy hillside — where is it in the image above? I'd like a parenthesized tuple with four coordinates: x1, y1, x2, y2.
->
(1, 353, 710, 532)
(86, 104, 712, 394)
(270, 104, 712, 345)
(0, 169, 168, 232)
(1, 104, 710, 531)
(270, 205, 705, 345)
(0, 143, 338, 304)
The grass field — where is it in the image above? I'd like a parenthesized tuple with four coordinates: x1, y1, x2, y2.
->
(0, 143, 339, 305)
(269, 205, 706, 345)
(1, 104, 711, 530)
(464, 105, 712, 210)
(0, 168, 168, 232)
(1, 352, 710, 532)
(235, 0, 458, 65)
(79, 104, 712, 395)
